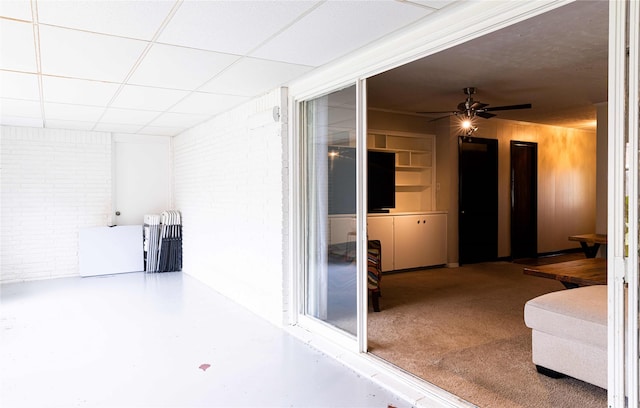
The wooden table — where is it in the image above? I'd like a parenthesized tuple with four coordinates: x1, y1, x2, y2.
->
(523, 258, 607, 289)
(568, 233, 607, 258)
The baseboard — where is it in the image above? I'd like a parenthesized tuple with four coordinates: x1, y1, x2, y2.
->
(537, 248, 583, 257)
(508, 248, 584, 263)
(382, 264, 448, 275)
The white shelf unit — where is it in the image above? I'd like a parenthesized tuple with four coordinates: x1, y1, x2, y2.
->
(367, 130, 436, 212)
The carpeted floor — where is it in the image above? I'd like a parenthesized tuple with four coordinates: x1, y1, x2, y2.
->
(367, 260, 607, 408)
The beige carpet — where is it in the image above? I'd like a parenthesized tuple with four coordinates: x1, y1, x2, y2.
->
(367, 261, 607, 408)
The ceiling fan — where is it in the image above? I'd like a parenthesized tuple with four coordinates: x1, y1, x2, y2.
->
(419, 87, 532, 120)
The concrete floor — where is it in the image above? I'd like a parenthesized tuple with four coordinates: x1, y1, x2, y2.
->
(0, 271, 412, 408)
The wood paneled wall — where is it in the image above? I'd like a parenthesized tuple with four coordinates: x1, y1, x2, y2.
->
(368, 110, 598, 262)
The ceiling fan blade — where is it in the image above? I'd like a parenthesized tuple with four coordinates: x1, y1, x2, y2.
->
(470, 102, 488, 110)
(427, 114, 454, 122)
(417, 110, 457, 114)
(484, 103, 532, 112)
(476, 112, 496, 119)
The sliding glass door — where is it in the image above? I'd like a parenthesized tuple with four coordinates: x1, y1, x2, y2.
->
(301, 85, 360, 337)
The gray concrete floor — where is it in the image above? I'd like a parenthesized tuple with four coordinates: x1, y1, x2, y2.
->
(0, 271, 412, 408)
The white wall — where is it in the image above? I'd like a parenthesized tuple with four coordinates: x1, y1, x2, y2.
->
(1, 127, 112, 282)
(0, 127, 172, 282)
(172, 88, 288, 327)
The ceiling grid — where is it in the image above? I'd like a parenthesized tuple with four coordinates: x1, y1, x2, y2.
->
(0, 0, 444, 136)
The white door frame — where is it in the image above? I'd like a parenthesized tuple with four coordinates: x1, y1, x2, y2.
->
(609, 1, 640, 406)
(356, 78, 368, 353)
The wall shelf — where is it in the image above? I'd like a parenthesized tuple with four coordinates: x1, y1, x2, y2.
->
(368, 129, 436, 212)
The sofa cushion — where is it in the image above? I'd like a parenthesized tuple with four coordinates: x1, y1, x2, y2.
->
(524, 285, 607, 349)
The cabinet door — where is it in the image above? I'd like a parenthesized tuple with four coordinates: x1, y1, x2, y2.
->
(393, 215, 423, 270)
(424, 214, 447, 266)
(367, 216, 394, 272)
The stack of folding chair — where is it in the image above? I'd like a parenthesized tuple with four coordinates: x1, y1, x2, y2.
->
(143, 211, 182, 273)
(143, 214, 161, 272)
(158, 210, 182, 272)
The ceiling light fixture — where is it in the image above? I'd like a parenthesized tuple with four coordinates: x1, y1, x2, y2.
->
(460, 117, 478, 135)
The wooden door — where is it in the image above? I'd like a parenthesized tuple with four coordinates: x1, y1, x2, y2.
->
(458, 136, 498, 264)
(510, 141, 538, 259)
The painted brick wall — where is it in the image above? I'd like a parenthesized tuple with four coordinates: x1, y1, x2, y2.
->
(172, 88, 288, 326)
(1, 127, 112, 282)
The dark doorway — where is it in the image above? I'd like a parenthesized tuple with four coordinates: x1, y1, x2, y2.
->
(458, 136, 498, 264)
(510, 141, 538, 259)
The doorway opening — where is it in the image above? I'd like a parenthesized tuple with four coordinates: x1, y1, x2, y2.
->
(458, 136, 498, 264)
(510, 141, 538, 260)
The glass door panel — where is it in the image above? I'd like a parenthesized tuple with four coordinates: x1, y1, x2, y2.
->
(303, 85, 358, 336)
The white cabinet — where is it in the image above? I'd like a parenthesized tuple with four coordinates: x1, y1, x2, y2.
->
(394, 213, 447, 269)
(423, 213, 447, 266)
(367, 216, 394, 272)
(393, 215, 427, 270)
(368, 213, 447, 271)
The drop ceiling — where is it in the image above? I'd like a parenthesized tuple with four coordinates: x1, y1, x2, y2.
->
(1, 1, 608, 137)
(0, 0, 455, 137)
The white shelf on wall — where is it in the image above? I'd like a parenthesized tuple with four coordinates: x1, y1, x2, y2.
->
(367, 130, 436, 212)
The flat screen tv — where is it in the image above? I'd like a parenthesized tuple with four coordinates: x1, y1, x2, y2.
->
(368, 150, 396, 213)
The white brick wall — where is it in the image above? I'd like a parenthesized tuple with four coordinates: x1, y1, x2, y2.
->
(1, 127, 112, 282)
(173, 88, 288, 326)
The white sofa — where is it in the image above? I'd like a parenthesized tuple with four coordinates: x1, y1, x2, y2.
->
(524, 285, 607, 389)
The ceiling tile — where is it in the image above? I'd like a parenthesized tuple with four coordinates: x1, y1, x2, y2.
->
(0, 19, 37, 72)
(110, 84, 190, 111)
(406, 0, 457, 10)
(157, 0, 318, 55)
(128, 43, 238, 90)
(0, 1, 33, 21)
(251, 1, 433, 66)
(1, 116, 43, 127)
(45, 119, 96, 131)
(0, 71, 40, 100)
(36, 0, 175, 40)
(200, 57, 313, 96)
(42, 76, 120, 106)
(44, 102, 105, 122)
(138, 125, 184, 137)
(0, 98, 41, 118)
(147, 111, 208, 128)
(170, 92, 249, 116)
(39, 25, 147, 82)
(99, 107, 161, 125)
(93, 122, 144, 133)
